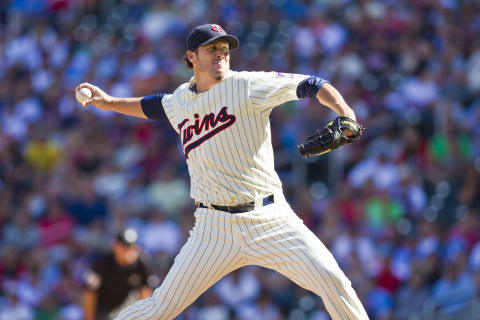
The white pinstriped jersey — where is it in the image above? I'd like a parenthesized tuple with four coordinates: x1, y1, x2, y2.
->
(161, 70, 309, 205)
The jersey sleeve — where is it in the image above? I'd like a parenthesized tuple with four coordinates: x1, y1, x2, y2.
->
(247, 71, 310, 112)
(141, 94, 167, 120)
(159, 94, 180, 134)
(141, 93, 180, 134)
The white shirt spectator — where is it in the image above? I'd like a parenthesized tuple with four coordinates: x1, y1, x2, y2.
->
(147, 178, 189, 214)
(139, 217, 183, 255)
(0, 281, 34, 320)
(1, 111, 28, 141)
(294, 27, 316, 58)
(332, 233, 381, 277)
(469, 241, 480, 271)
(338, 53, 365, 80)
(94, 171, 129, 199)
(197, 305, 229, 320)
(0, 300, 33, 320)
(214, 267, 261, 308)
(238, 303, 281, 320)
(348, 156, 400, 191)
(15, 97, 43, 124)
(5, 35, 41, 70)
(16, 275, 48, 307)
(467, 49, 480, 91)
(31, 68, 54, 93)
(319, 23, 347, 54)
(59, 304, 84, 320)
(402, 76, 438, 108)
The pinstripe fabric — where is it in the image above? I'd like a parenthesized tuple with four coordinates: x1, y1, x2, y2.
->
(115, 209, 245, 320)
(115, 202, 368, 320)
(157, 71, 309, 206)
(235, 202, 369, 320)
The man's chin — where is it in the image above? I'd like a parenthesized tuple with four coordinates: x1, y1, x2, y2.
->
(212, 71, 225, 81)
(211, 68, 228, 81)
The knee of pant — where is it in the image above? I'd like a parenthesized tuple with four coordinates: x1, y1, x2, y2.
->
(321, 256, 352, 287)
(337, 272, 352, 287)
(328, 269, 354, 292)
(147, 291, 183, 319)
(117, 297, 169, 320)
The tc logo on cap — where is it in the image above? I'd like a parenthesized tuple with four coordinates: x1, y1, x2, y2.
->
(211, 24, 224, 33)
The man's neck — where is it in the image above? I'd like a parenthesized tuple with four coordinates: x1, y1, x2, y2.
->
(192, 71, 227, 92)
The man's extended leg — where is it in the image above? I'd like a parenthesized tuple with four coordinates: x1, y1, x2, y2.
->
(237, 204, 369, 320)
(115, 209, 244, 320)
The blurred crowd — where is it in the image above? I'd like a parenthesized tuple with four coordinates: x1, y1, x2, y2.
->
(1, 0, 480, 319)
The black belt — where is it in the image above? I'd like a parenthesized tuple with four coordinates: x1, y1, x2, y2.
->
(198, 195, 274, 213)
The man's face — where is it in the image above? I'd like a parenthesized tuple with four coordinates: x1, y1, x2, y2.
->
(190, 40, 230, 80)
(113, 241, 140, 266)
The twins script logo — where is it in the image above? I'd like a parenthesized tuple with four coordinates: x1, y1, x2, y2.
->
(178, 107, 236, 159)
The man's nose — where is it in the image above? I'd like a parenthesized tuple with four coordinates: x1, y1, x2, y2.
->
(216, 50, 226, 58)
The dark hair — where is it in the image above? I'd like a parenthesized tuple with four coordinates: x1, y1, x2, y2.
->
(183, 49, 198, 70)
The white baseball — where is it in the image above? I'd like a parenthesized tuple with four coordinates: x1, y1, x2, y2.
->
(76, 87, 93, 104)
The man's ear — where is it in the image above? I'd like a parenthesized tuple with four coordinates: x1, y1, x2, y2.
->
(187, 50, 196, 64)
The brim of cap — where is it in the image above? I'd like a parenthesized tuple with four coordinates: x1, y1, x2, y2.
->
(116, 239, 137, 246)
(199, 35, 240, 50)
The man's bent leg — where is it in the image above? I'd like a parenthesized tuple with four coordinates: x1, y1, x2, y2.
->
(278, 214, 368, 320)
(115, 209, 244, 320)
(240, 206, 369, 320)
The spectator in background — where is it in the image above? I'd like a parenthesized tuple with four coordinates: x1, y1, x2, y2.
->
(0, 281, 34, 320)
(431, 255, 477, 317)
(65, 179, 108, 226)
(214, 267, 261, 312)
(2, 207, 38, 251)
(24, 134, 61, 173)
(82, 229, 152, 320)
(37, 198, 75, 247)
(237, 290, 282, 320)
(138, 209, 183, 256)
(394, 265, 429, 320)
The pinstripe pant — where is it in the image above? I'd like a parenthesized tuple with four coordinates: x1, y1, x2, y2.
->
(114, 201, 369, 320)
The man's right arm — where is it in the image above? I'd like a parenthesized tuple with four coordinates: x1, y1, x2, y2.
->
(83, 290, 97, 320)
(74, 83, 168, 120)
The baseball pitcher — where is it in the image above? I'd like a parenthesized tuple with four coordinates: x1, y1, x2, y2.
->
(75, 24, 368, 320)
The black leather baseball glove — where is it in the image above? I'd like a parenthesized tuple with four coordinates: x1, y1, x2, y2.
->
(297, 116, 363, 158)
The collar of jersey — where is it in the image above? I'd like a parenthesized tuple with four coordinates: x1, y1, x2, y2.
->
(187, 70, 234, 95)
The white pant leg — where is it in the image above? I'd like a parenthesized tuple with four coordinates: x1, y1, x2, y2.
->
(236, 203, 369, 320)
(115, 209, 244, 320)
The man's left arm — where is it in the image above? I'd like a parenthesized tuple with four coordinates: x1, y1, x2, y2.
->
(296, 77, 363, 157)
(296, 76, 355, 120)
(315, 82, 356, 121)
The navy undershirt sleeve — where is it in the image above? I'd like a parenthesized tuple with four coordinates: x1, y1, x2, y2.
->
(296, 76, 329, 99)
(141, 94, 167, 120)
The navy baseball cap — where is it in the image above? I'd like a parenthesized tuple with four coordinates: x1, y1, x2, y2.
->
(187, 24, 239, 51)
